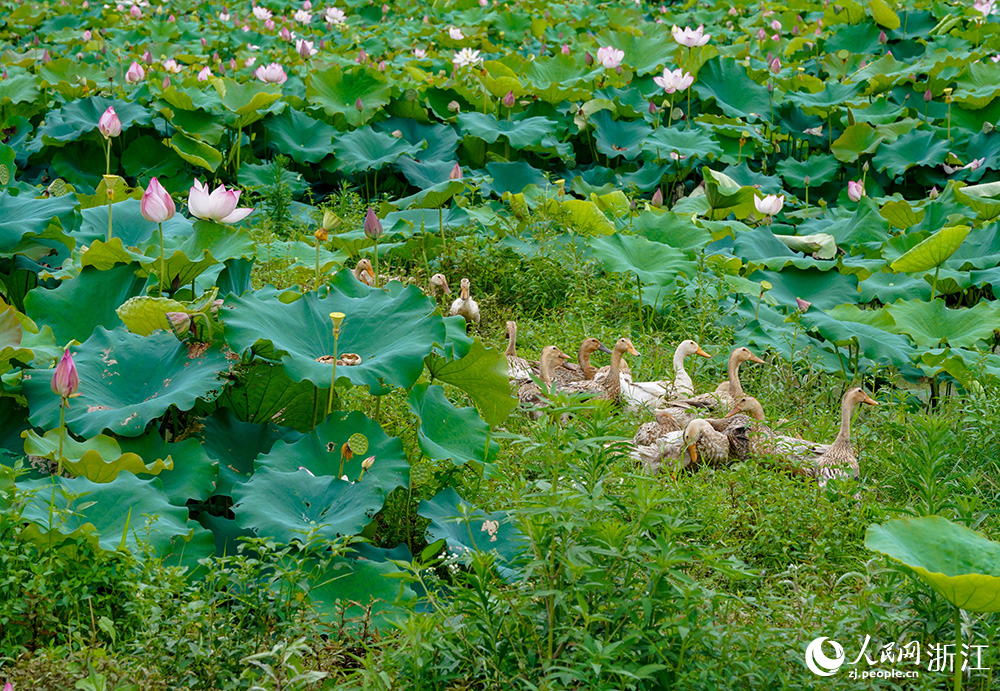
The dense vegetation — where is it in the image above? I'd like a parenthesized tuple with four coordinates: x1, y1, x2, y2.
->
(2, 0, 1000, 688)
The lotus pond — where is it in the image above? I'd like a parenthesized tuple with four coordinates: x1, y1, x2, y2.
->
(3, 0, 1000, 688)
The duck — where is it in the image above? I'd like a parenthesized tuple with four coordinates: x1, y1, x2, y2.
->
(427, 273, 451, 302)
(618, 339, 712, 408)
(634, 415, 751, 475)
(808, 387, 878, 487)
(548, 338, 614, 386)
(724, 395, 829, 459)
(633, 409, 683, 447)
(505, 321, 534, 384)
(663, 346, 765, 419)
(449, 277, 480, 329)
(559, 337, 639, 401)
(353, 258, 375, 285)
(518, 345, 572, 412)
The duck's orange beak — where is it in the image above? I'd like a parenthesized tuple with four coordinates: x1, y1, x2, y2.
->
(863, 395, 878, 406)
(696, 347, 711, 358)
(686, 444, 698, 466)
(724, 405, 738, 418)
(627, 345, 640, 356)
(749, 354, 765, 364)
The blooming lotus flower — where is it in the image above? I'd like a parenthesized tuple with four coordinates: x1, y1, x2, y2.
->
(974, 0, 995, 16)
(252, 6, 271, 20)
(847, 180, 864, 202)
(363, 207, 383, 239)
(754, 194, 784, 217)
(452, 48, 482, 68)
(770, 19, 781, 31)
(671, 24, 711, 47)
(255, 62, 287, 84)
(264, 17, 275, 30)
(326, 6, 346, 24)
(294, 9, 312, 23)
(653, 67, 693, 93)
(596, 46, 624, 68)
(125, 61, 145, 83)
(98, 106, 121, 138)
(188, 179, 253, 223)
(218, 10, 230, 21)
(943, 157, 986, 174)
(245, 56, 256, 67)
(296, 39, 318, 57)
(51, 349, 79, 399)
(162, 58, 182, 73)
(414, 48, 426, 58)
(140, 177, 176, 223)
(197, 66, 212, 81)
(448, 26, 465, 40)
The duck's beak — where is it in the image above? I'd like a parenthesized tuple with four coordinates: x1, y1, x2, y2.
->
(627, 344, 640, 356)
(696, 347, 711, 358)
(363, 267, 375, 281)
(749, 354, 765, 364)
(686, 444, 698, 466)
(863, 395, 878, 406)
(597, 344, 613, 354)
(724, 405, 738, 418)
(442, 279, 451, 294)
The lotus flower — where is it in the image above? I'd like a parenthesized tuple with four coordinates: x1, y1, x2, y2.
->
(197, 66, 212, 81)
(651, 188, 664, 207)
(653, 67, 693, 93)
(561, 43, 570, 54)
(130, 4, 141, 17)
(847, 180, 864, 202)
(770, 19, 781, 31)
(165, 312, 191, 336)
(795, 298, 812, 312)
(140, 177, 176, 223)
(414, 48, 427, 58)
(756, 27, 767, 40)
(125, 61, 145, 83)
(162, 58, 182, 73)
(943, 157, 986, 174)
(294, 9, 312, 23)
(326, 6, 346, 24)
(502, 90, 515, 107)
(280, 26, 293, 41)
(754, 194, 784, 217)
(83, 29, 92, 40)
(452, 48, 482, 68)
(449, 163, 462, 180)
(51, 349, 79, 399)
(671, 24, 711, 47)
(252, 6, 271, 20)
(188, 179, 253, 223)
(255, 62, 287, 84)
(769, 57, 781, 74)
(98, 106, 121, 138)
(218, 11, 230, 21)
(596, 46, 624, 68)
(974, 0, 995, 16)
(296, 39, 318, 57)
(363, 207, 383, 239)
(448, 26, 465, 40)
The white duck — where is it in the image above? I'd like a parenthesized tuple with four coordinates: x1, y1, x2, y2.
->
(505, 321, 533, 384)
(449, 277, 480, 329)
(662, 346, 765, 421)
(618, 339, 712, 408)
(353, 258, 375, 285)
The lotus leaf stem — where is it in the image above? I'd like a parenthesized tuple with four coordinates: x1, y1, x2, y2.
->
(326, 329, 339, 417)
(158, 222, 165, 295)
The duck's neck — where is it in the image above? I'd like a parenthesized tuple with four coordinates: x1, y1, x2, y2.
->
(727, 353, 745, 399)
(505, 327, 517, 357)
(460, 284, 470, 300)
(578, 344, 596, 379)
(832, 396, 855, 447)
(672, 347, 693, 392)
(539, 353, 554, 385)
(605, 349, 624, 396)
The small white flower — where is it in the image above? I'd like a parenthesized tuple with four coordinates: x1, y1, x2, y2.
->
(252, 6, 272, 20)
(325, 6, 346, 25)
(452, 47, 482, 68)
(448, 26, 465, 40)
(754, 194, 784, 216)
(294, 8, 312, 23)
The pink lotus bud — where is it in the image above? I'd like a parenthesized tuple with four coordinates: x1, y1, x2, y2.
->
(847, 180, 864, 202)
(503, 90, 515, 108)
(770, 19, 781, 31)
(378, 59, 385, 71)
(142, 50, 152, 64)
(42, 49, 51, 64)
(363, 207, 383, 239)
(449, 163, 462, 180)
(98, 106, 121, 138)
(51, 349, 79, 399)
(280, 26, 291, 40)
(584, 51, 593, 66)
(795, 298, 812, 312)
(140, 177, 176, 223)
(168, 13, 175, 21)
(924, 89, 932, 102)
(303, 0, 312, 8)
(83, 29, 92, 40)
(651, 188, 663, 207)
(356, 48, 367, 63)
(792, 25, 799, 35)
(561, 43, 570, 54)
(355, 97, 364, 111)
(319, 39, 326, 49)
(228, 58, 236, 70)
(201, 37, 207, 47)
(929, 186, 939, 199)
(648, 101, 657, 114)
(130, 4, 141, 17)
(770, 57, 780, 73)
(165, 312, 191, 336)
(879, 30, 887, 43)
(265, 18, 275, 30)
(162, 76, 170, 89)
(757, 27, 767, 40)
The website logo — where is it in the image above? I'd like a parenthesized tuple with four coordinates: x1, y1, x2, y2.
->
(805, 637, 846, 677)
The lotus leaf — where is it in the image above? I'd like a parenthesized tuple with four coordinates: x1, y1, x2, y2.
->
(22, 428, 171, 482)
(408, 384, 499, 467)
(891, 225, 971, 273)
(884, 299, 999, 349)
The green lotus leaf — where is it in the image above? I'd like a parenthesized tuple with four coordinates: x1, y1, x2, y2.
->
(117, 431, 218, 506)
(21, 328, 231, 438)
(457, 112, 568, 157)
(633, 211, 712, 252)
(77, 198, 195, 247)
(0, 189, 78, 255)
(408, 383, 498, 467)
(641, 126, 723, 164)
(116, 296, 189, 336)
(375, 118, 459, 163)
(802, 310, 915, 369)
(212, 359, 329, 432)
(0, 69, 40, 106)
(831, 123, 884, 163)
(590, 110, 650, 160)
(589, 233, 695, 287)
(121, 135, 186, 180)
(264, 108, 337, 164)
(733, 227, 831, 271)
(775, 154, 840, 188)
(952, 61, 1000, 110)
(693, 57, 772, 121)
(22, 428, 170, 482)
(80, 238, 141, 270)
(775, 233, 837, 260)
(701, 167, 758, 220)
(330, 126, 416, 174)
(24, 265, 147, 344)
(223, 274, 446, 396)
(890, 225, 970, 273)
(0, 303, 58, 373)
(557, 199, 616, 234)
(306, 65, 391, 126)
(214, 77, 282, 119)
(254, 411, 408, 496)
(396, 158, 460, 189)
(232, 467, 385, 543)
(866, 516, 1000, 612)
(167, 131, 223, 173)
(302, 556, 415, 628)
(873, 129, 951, 177)
(397, 179, 467, 210)
(18, 473, 197, 556)
(785, 81, 865, 117)
(238, 162, 309, 197)
(879, 200, 925, 229)
(418, 487, 526, 582)
(34, 96, 151, 144)
(955, 181, 1000, 222)
(883, 299, 999, 349)
(747, 267, 860, 309)
(857, 272, 932, 302)
(198, 408, 301, 497)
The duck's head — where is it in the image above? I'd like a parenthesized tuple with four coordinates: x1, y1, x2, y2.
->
(430, 273, 451, 294)
(682, 418, 713, 465)
(541, 344, 572, 367)
(581, 337, 613, 355)
(506, 320, 517, 336)
(679, 339, 711, 358)
(726, 395, 766, 421)
(614, 337, 640, 356)
(845, 387, 878, 408)
(459, 277, 471, 298)
(732, 346, 765, 365)
(355, 258, 374, 282)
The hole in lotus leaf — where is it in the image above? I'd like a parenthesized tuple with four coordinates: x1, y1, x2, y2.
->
(316, 355, 337, 364)
(326, 442, 337, 453)
(348, 433, 368, 456)
(315, 353, 362, 365)
(188, 343, 210, 358)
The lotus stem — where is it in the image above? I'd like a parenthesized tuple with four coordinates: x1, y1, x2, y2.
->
(326, 330, 339, 417)
(105, 138, 111, 177)
(439, 206, 446, 254)
(107, 186, 113, 242)
(372, 236, 380, 288)
(315, 236, 321, 287)
(931, 264, 940, 302)
(954, 605, 963, 691)
(158, 222, 165, 295)
(667, 93, 675, 128)
(57, 398, 67, 477)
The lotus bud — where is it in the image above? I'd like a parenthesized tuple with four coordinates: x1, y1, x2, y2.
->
(42, 49, 51, 64)
(847, 180, 864, 202)
(168, 14, 175, 21)
(340, 441, 353, 461)
(363, 207, 383, 239)
(83, 29, 92, 40)
(929, 186, 939, 199)
(651, 188, 663, 207)
(314, 228, 329, 242)
(229, 58, 237, 70)
(447, 100, 460, 113)
(280, 26, 291, 40)
(162, 76, 170, 89)
(140, 177, 176, 223)
(323, 210, 343, 231)
(130, 4, 141, 17)
(390, 129, 403, 138)
(561, 43, 570, 54)
(356, 48, 367, 63)
(361, 455, 375, 470)
(757, 27, 767, 40)
(165, 312, 191, 335)
(879, 30, 887, 43)
(378, 59, 385, 71)
(263, 17, 275, 30)
(770, 57, 780, 74)
(51, 349, 79, 399)
(201, 37, 207, 47)
(355, 97, 364, 111)
(142, 49, 152, 64)
(648, 101, 657, 114)
(792, 25, 799, 35)
(584, 51, 593, 66)
(423, 14, 430, 25)
(804, 175, 810, 186)
(863, 161, 869, 172)
(795, 298, 812, 312)
(503, 90, 515, 108)
(98, 106, 122, 138)
(449, 163, 462, 180)
(924, 89, 932, 102)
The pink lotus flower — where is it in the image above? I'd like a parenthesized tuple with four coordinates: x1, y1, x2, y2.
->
(125, 61, 145, 83)
(51, 349, 79, 399)
(671, 25, 711, 47)
(795, 298, 812, 312)
(252, 6, 271, 20)
(449, 163, 462, 180)
(448, 26, 465, 40)
(255, 62, 287, 84)
(264, 17, 275, 30)
(414, 48, 426, 58)
(596, 46, 624, 68)
(280, 26, 293, 40)
(756, 27, 767, 40)
(561, 43, 570, 55)
(98, 106, 121, 137)
(502, 90, 515, 107)
(770, 57, 781, 74)
(847, 180, 864, 202)
(770, 19, 781, 31)
(303, 0, 312, 8)
(326, 7, 346, 25)
(162, 58, 182, 73)
(188, 179, 253, 223)
(363, 207, 383, 239)
(943, 157, 986, 174)
(651, 188, 663, 207)
(130, 4, 141, 17)
(294, 9, 312, 23)
(197, 66, 212, 81)
(140, 177, 176, 223)
(653, 67, 693, 93)
(83, 29, 92, 40)
(245, 56, 256, 67)
(296, 39, 318, 57)
(218, 10, 230, 21)
(754, 194, 784, 216)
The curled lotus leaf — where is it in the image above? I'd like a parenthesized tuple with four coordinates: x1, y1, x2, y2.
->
(22, 428, 171, 482)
